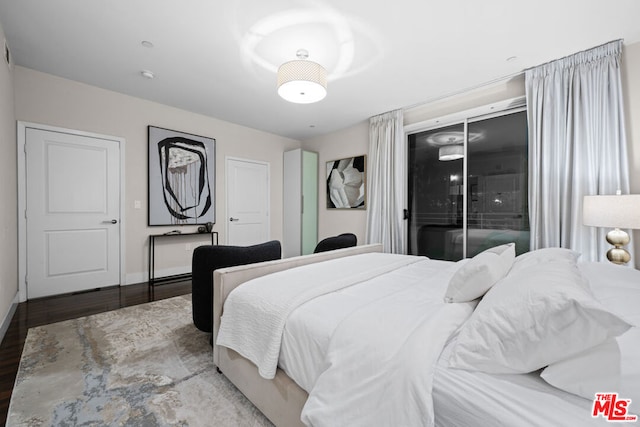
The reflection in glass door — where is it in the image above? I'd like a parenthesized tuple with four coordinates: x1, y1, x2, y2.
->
(467, 111, 529, 257)
(407, 110, 529, 260)
(407, 123, 464, 260)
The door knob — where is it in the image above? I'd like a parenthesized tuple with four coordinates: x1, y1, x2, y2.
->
(103, 219, 118, 224)
(229, 217, 239, 222)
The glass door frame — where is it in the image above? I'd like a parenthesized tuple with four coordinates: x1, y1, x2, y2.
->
(403, 96, 526, 258)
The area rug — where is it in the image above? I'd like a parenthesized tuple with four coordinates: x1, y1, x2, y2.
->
(7, 294, 273, 426)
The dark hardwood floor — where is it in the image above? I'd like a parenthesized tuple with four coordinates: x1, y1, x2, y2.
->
(0, 280, 192, 425)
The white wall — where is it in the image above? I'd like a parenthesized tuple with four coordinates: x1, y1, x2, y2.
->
(0, 23, 17, 339)
(402, 73, 526, 126)
(302, 121, 369, 245)
(14, 67, 300, 284)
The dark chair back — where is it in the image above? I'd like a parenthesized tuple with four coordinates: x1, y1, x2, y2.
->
(313, 233, 357, 253)
(192, 240, 281, 332)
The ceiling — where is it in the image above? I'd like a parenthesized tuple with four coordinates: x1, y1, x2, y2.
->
(1, 0, 639, 140)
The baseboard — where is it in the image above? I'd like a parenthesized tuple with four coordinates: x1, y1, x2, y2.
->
(125, 266, 191, 286)
(0, 292, 19, 345)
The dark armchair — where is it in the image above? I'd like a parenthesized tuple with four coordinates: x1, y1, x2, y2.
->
(313, 233, 357, 253)
(192, 240, 281, 333)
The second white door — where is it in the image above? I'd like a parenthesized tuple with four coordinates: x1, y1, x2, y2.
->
(226, 158, 270, 246)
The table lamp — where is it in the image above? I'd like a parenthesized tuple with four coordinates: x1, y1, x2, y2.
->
(583, 193, 640, 264)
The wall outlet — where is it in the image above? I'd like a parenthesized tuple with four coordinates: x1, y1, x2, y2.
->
(185, 243, 191, 251)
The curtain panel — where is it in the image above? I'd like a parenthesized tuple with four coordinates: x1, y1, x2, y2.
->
(366, 110, 405, 253)
(525, 40, 632, 264)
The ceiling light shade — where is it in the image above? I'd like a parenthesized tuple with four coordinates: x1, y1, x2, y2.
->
(439, 145, 464, 161)
(277, 50, 327, 104)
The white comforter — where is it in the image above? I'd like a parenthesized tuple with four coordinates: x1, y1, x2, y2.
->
(216, 252, 422, 379)
(300, 260, 475, 427)
(218, 252, 477, 427)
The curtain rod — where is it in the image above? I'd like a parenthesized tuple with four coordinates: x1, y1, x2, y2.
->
(522, 38, 623, 72)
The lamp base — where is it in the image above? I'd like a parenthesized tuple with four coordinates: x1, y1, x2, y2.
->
(605, 228, 631, 265)
(605, 228, 630, 246)
(606, 247, 631, 265)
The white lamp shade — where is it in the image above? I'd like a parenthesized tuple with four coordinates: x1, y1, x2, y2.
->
(439, 145, 464, 161)
(583, 194, 640, 229)
(277, 60, 327, 104)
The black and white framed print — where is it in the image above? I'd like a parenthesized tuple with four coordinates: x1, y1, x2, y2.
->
(326, 155, 366, 209)
(148, 126, 215, 226)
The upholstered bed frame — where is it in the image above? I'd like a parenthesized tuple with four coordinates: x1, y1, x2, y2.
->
(212, 244, 383, 427)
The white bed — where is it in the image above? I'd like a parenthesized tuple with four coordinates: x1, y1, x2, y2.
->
(214, 244, 640, 426)
(278, 257, 462, 393)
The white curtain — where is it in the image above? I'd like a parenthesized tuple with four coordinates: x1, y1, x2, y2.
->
(525, 40, 632, 264)
(366, 110, 406, 253)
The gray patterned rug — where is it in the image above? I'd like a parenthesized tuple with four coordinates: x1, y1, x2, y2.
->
(7, 294, 273, 426)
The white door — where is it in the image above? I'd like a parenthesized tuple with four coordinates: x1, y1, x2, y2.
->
(26, 128, 121, 298)
(226, 158, 270, 246)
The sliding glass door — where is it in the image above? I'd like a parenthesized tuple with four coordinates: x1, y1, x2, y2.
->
(407, 123, 465, 260)
(407, 109, 529, 259)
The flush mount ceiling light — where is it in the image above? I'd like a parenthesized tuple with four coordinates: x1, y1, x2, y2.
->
(277, 49, 327, 104)
(439, 144, 464, 161)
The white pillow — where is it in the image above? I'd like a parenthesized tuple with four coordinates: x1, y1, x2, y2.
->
(444, 243, 516, 303)
(541, 329, 640, 407)
(540, 261, 640, 406)
(448, 260, 631, 374)
(510, 247, 580, 274)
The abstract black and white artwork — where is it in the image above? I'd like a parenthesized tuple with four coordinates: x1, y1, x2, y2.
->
(148, 126, 215, 226)
(326, 155, 366, 209)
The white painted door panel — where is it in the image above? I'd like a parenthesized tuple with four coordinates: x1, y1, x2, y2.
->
(227, 158, 269, 246)
(26, 128, 120, 298)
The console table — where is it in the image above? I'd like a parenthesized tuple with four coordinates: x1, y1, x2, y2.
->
(148, 231, 218, 286)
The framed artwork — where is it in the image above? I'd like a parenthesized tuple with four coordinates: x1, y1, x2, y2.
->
(148, 126, 215, 226)
(326, 155, 366, 209)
